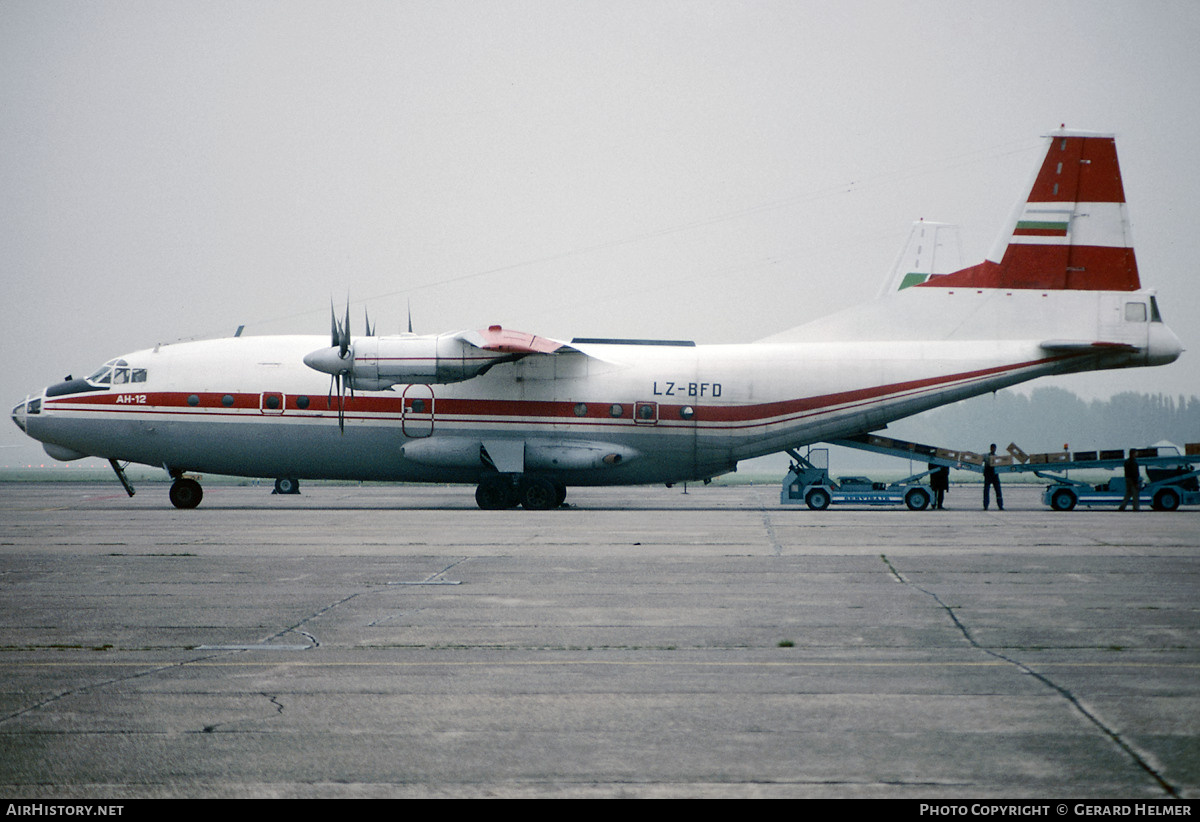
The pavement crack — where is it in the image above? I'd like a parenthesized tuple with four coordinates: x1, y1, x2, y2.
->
(198, 692, 285, 734)
(427, 556, 471, 582)
(0, 650, 233, 726)
(759, 509, 783, 556)
(880, 553, 1180, 799)
(265, 594, 363, 646)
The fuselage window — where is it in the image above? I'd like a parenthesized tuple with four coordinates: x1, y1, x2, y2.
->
(1125, 302, 1147, 322)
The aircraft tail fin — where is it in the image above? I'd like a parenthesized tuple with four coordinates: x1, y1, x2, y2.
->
(912, 130, 1140, 292)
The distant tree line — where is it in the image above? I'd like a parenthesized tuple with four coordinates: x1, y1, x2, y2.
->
(886, 388, 1200, 455)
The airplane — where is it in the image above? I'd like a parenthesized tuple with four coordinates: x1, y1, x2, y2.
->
(10, 129, 1184, 510)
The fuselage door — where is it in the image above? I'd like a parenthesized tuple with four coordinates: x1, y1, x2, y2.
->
(403, 385, 435, 438)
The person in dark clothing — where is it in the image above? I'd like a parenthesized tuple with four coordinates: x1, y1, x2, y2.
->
(929, 464, 950, 509)
(983, 444, 1003, 510)
(1119, 453, 1140, 511)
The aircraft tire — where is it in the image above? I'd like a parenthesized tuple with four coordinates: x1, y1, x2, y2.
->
(1152, 488, 1180, 512)
(1050, 488, 1077, 511)
(520, 476, 559, 510)
(475, 476, 518, 510)
(904, 488, 930, 511)
(169, 478, 203, 510)
(274, 477, 300, 495)
(805, 488, 831, 510)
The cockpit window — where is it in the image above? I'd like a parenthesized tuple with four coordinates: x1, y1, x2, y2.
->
(1150, 296, 1163, 323)
(86, 358, 147, 385)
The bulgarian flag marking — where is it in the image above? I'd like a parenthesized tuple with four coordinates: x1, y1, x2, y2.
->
(1014, 218, 1069, 237)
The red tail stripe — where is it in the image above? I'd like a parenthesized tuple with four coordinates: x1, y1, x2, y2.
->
(1027, 135, 1126, 204)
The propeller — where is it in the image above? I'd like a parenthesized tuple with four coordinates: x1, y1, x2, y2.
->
(314, 301, 355, 432)
(304, 299, 382, 432)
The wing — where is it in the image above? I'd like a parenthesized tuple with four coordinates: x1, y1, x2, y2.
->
(456, 325, 580, 355)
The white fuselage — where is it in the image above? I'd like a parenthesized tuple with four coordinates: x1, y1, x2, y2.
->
(13, 287, 1180, 486)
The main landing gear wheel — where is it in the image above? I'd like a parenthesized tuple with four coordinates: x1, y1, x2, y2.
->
(519, 477, 559, 510)
(169, 478, 203, 509)
(274, 477, 300, 495)
(475, 476, 519, 510)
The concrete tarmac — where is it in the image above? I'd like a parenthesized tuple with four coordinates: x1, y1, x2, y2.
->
(0, 481, 1196, 798)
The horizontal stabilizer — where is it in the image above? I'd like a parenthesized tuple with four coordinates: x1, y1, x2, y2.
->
(1039, 340, 1140, 353)
(882, 221, 963, 294)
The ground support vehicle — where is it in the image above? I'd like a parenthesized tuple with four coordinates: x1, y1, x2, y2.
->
(824, 434, 1199, 512)
(1035, 459, 1199, 511)
(780, 447, 936, 510)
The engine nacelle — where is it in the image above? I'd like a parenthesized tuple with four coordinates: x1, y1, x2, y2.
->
(304, 334, 517, 389)
(400, 437, 638, 472)
(352, 335, 519, 388)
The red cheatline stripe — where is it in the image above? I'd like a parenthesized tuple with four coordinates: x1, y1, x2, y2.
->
(43, 354, 1077, 433)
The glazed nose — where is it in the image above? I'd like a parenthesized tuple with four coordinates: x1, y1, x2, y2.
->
(11, 396, 32, 433)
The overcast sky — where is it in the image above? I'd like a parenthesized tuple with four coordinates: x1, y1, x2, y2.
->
(3, 0, 1198, 466)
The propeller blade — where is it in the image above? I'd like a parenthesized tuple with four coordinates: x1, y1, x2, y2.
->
(364, 308, 375, 337)
(330, 302, 340, 348)
(340, 302, 351, 358)
(337, 374, 346, 433)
